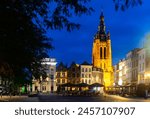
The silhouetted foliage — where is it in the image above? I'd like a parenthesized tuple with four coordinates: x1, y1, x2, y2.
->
(113, 0, 142, 11)
(0, 0, 93, 86)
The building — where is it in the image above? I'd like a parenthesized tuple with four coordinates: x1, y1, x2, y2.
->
(92, 67, 103, 84)
(56, 62, 68, 86)
(80, 61, 92, 84)
(114, 59, 127, 86)
(68, 62, 80, 84)
(138, 46, 150, 85)
(32, 58, 57, 93)
(126, 48, 140, 85)
(92, 12, 113, 87)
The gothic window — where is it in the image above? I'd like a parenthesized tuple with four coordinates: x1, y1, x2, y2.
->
(100, 47, 102, 59)
(104, 47, 106, 59)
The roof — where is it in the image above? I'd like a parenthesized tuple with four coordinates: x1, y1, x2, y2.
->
(81, 61, 91, 65)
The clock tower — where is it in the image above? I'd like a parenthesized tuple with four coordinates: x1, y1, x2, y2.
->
(92, 12, 113, 87)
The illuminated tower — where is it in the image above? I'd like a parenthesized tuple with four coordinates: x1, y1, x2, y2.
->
(92, 12, 113, 87)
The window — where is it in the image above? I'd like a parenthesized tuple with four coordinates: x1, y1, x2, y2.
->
(100, 47, 102, 59)
(142, 63, 144, 70)
(77, 73, 80, 77)
(51, 68, 54, 72)
(62, 73, 65, 77)
(50, 75, 54, 79)
(57, 79, 60, 83)
(72, 73, 75, 77)
(85, 68, 88, 72)
(62, 79, 65, 83)
(82, 68, 84, 72)
(72, 68, 75, 72)
(89, 80, 91, 84)
(57, 73, 60, 77)
(104, 47, 106, 59)
(42, 86, 46, 91)
(89, 68, 91, 72)
(89, 74, 91, 78)
(82, 74, 84, 78)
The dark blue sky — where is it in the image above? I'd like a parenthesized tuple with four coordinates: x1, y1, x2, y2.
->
(47, 0, 150, 65)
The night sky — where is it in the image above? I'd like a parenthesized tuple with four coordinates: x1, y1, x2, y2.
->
(47, 0, 150, 66)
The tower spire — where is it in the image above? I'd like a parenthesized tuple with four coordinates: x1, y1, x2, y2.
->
(99, 11, 105, 34)
(95, 11, 106, 41)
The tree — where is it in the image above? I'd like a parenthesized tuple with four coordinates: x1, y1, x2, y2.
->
(0, 0, 143, 87)
(113, 0, 142, 11)
(0, 0, 93, 86)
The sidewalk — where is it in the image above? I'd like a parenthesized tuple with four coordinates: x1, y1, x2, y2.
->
(0, 94, 40, 102)
(105, 94, 150, 102)
(0, 95, 28, 102)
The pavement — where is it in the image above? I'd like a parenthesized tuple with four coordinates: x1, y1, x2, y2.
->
(104, 94, 150, 102)
(0, 93, 150, 102)
(0, 95, 39, 102)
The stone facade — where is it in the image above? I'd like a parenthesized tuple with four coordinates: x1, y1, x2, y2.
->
(92, 12, 113, 87)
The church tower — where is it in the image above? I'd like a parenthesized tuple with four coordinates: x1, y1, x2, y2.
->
(92, 12, 113, 87)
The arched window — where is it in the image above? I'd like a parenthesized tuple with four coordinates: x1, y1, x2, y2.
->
(104, 47, 106, 59)
(100, 47, 102, 59)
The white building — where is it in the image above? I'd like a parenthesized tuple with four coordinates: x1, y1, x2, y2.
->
(114, 59, 127, 86)
(126, 48, 140, 85)
(32, 58, 57, 93)
(80, 62, 92, 84)
(92, 67, 103, 84)
(138, 47, 150, 85)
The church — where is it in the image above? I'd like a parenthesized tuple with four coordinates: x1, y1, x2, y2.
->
(92, 12, 114, 87)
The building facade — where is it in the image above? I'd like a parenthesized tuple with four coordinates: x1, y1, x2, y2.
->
(80, 61, 92, 84)
(32, 58, 57, 93)
(126, 48, 140, 85)
(56, 62, 68, 86)
(92, 12, 113, 87)
(138, 47, 150, 85)
(114, 59, 127, 86)
(68, 62, 80, 84)
(92, 67, 103, 84)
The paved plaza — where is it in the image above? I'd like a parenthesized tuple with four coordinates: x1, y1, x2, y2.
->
(1, 93, 150, 102)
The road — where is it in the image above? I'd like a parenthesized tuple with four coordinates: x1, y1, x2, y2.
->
(1, 93, 150, 102)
